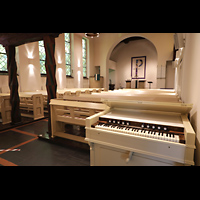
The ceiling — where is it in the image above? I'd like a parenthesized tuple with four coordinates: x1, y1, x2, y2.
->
(110, 36, 146, 61)
(113, 36, 145, 51)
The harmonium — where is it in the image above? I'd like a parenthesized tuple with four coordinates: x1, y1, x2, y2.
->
(85, 100, 196, 166)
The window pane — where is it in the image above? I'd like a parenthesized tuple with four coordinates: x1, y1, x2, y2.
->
(65, 33, 70, 42)
(39, 40, 46, 74)
(0, 44, 6, 53)
(66, 65, 71, 76)
(38, 40, 44, 46)
(65, 53, 71, 65)
(82, 48, 86, 58)
(39, 47, 45, 60)
(65, 42, 70, 54)
(82, 39, 86, 49)
(65, 33, 71, 76)
(0, 44, 7, 71)
(82, 38, 87, 77)
(83, 58, 86, 67)
(40, 60, 46, 74)
(0, 54, 7, 71)
(83, 68, 86, 77)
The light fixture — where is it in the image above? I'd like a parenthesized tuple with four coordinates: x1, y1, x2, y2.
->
(85, 33, 100, 38)
(28, 64, 34, 75)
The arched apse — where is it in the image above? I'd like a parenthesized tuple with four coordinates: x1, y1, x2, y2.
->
(106, 34, 158, 89)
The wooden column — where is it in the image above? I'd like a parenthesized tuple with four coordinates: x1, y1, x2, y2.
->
(5, 45, 21, 124)
(43, 35, 57, 136)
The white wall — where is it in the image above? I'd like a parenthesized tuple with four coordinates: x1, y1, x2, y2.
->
(0, 76, 9, 92)
(0, 33, 91, 93)
(73, 33, 83, 88)
(179, 33, 200, 165)
(0, 33, 173, 92)
(92, 33, 174, 89)
(55, 33, 66, 89)
(110, 39, 157, 89)
(18, 42, 41, 92)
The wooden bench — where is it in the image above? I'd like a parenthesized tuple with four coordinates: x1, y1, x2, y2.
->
(63, 90, 181, 103)
(50, 99, 108, 143)
(19, 93, 44, 120)
(57, 88, 105, 99)
(0, 95, 11, 125)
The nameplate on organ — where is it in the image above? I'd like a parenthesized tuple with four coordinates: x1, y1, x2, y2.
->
(85, 100, 196, 165)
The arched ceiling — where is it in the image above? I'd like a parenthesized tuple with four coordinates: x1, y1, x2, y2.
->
(110, 36, 146, 61)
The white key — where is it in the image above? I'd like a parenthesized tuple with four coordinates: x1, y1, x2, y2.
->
(168, 134, 172, 141)
(105, 125, 111, 130)
(146, 131, 150, 137)
(157, 132, 161, 140)
(171, 134, 175, 142)
(140, 130, 144, 137)
(152, 132, 156, 139)
(131, 129, 135, 135)
(149, 131, 153, 138)
(175, 135, 179, 143)
(114, 126, 118, 131)
(155, 132, 159, 139)
(124, 128, 129, 134)
(102, 125, 107, 130)
(159, 133, 164, 140)
(163, 133, 167, 141)
(116, 127, 122, 132)
(95, 124, 102, 129)
(145, 131, 149, 137)
(107, 125, 112, 130)
(125, 128, 130, 134)
(122, 127, 127, 133)
(128, 128, 134, 134)
(138, 130, 142, 135)
(134, 129, 139, 135)
(131, 129, 136, 135)
(164, 133, 168, 141)
(167, 134, 170, 141)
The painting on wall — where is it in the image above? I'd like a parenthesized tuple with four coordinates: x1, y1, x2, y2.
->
(131, 56, 146, 79)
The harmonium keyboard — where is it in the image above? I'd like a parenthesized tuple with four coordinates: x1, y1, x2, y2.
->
(85, 100, 196, 166)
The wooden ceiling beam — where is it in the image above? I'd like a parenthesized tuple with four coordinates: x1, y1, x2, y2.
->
(0, 33, 61, 47)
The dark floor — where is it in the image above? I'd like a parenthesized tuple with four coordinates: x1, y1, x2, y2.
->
(0, 112, 49, 132)
(0, 119, 90, 166)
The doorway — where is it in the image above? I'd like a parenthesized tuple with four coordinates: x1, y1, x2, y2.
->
(109, 68, 115, 90)
(165, 60, 175, 89)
